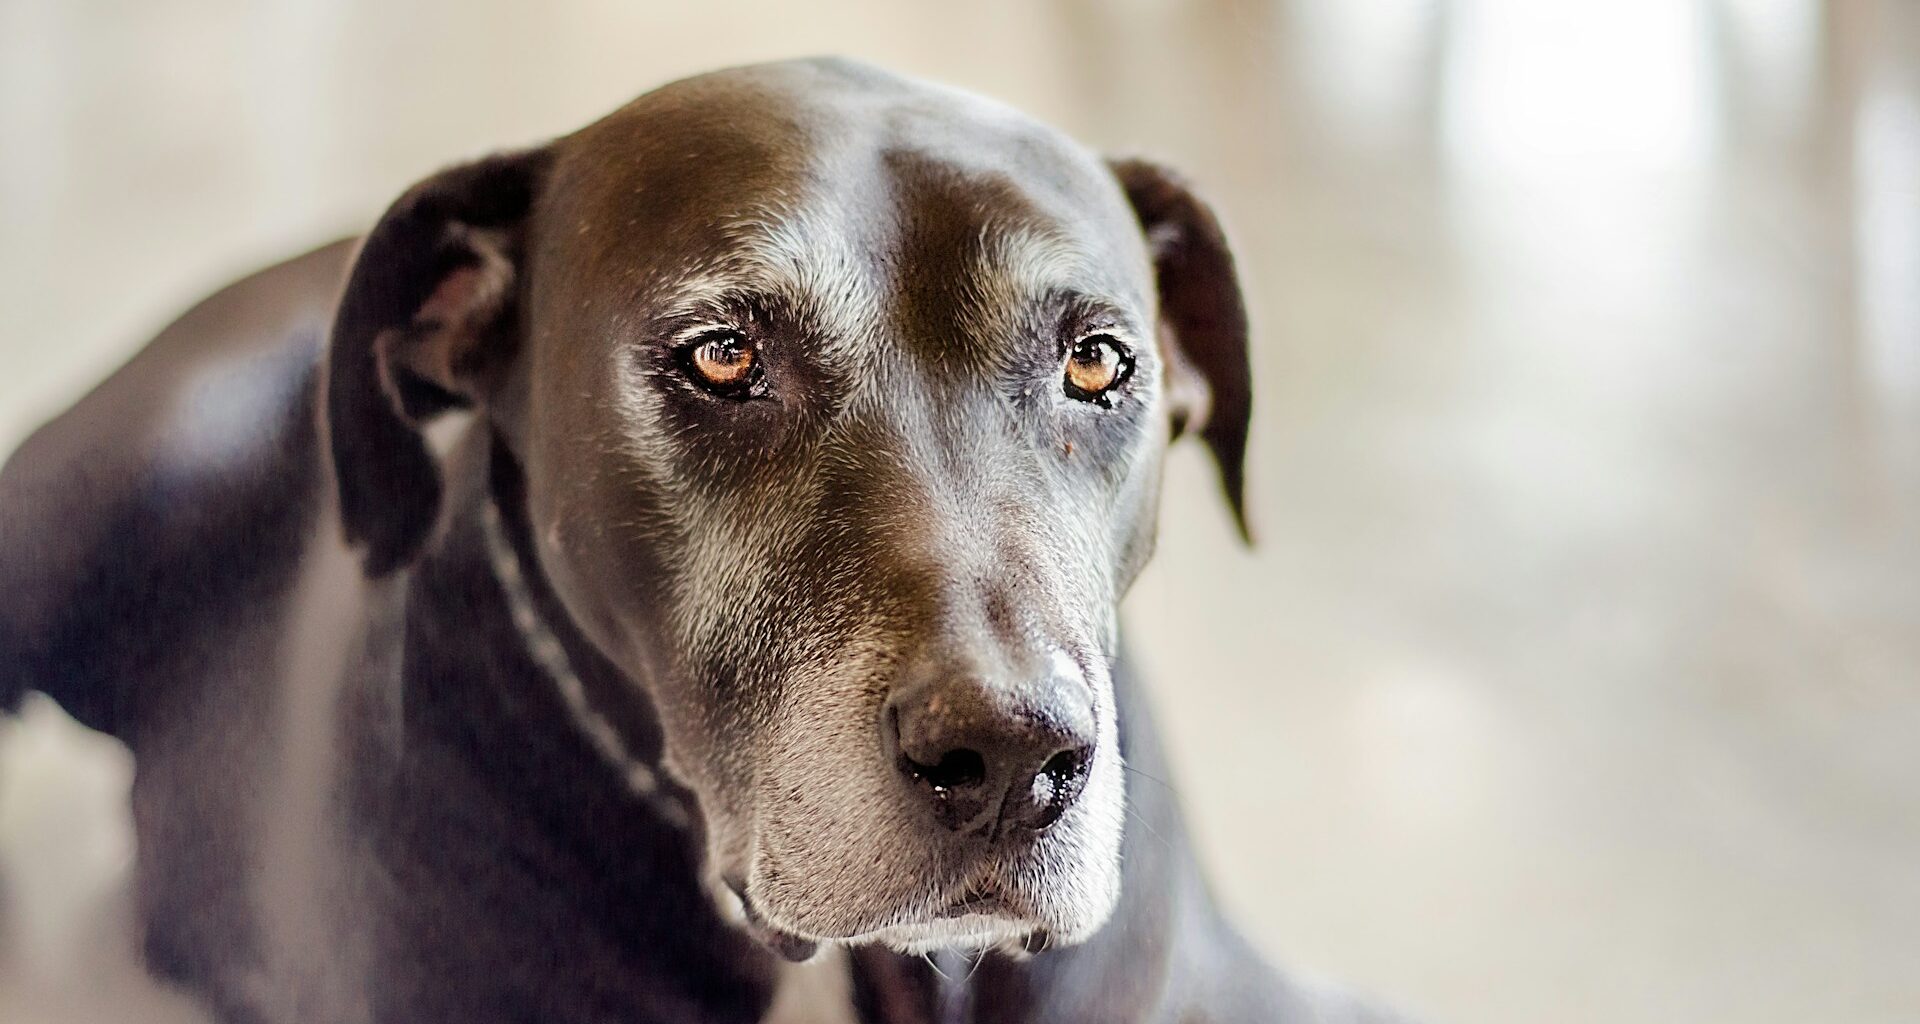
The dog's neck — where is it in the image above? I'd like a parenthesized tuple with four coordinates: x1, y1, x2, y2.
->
(410, 435, 692, 826)
(475, 472, 693, 829)
(373, 432, 782, 1021)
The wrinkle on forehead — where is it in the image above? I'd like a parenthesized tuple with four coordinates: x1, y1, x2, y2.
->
(670, 220, 1115, 332)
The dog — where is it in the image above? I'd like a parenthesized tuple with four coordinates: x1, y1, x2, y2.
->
(0, 58, 1401, 1023)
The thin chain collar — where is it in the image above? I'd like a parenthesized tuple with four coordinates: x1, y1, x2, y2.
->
(477, 494, 691, 828)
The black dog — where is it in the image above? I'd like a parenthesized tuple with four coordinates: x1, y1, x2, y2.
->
(0, 59, 1399, 1023)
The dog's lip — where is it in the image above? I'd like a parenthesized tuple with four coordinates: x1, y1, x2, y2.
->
(731, 881, 822, 962)
(731, 873, 1039, 956)
(940, 883, 1022, 919)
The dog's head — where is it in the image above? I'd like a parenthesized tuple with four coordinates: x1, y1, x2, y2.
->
(326, 59, 1249, 957)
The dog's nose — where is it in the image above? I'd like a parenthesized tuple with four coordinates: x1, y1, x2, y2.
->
(885, 652, 1096, 837)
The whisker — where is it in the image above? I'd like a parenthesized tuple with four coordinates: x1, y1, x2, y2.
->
(1121, 763, 1176, 792)
(1123, 798, 1174, 852)
(922, 951, 953, 983)
(961, 949, 987, 984)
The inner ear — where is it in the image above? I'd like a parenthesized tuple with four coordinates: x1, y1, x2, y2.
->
(1156, 321, 1212, 443)
(374, 225, 518, 423)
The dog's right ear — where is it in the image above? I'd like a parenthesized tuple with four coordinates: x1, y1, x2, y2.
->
(1107, 157, 1254, 543)
(326, 147, 553, 576)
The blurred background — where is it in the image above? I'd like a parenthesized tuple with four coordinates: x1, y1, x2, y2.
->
(2, 0, 1917, 1021)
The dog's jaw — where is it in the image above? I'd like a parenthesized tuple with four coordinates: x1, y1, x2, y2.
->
(725, 877, 1061, 962)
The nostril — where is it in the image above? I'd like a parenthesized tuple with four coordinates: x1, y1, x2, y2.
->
(1040, 748, 1085, 785)
(1020, 747, 1092, 830)
(900, 748, 987, 792)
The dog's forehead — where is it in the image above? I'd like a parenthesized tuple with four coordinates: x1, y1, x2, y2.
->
(542, 59, 1152, 352)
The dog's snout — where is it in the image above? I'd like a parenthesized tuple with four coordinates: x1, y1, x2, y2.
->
(885, 654, 1096, 838)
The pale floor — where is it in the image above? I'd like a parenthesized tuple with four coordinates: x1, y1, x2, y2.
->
(2, 1, 1917, 1022)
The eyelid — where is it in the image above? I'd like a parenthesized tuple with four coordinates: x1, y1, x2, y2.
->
(1072, 328, 1138, 358)
(672, 322, 745, 346)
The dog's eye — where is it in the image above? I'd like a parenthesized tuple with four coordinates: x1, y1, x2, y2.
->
(679, 329, 761, 396)
(1063, 334, 1132, 403)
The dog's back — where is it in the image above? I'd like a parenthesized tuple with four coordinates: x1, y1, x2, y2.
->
(0, 240, 352, 736)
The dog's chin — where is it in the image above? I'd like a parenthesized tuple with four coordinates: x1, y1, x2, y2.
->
(856, 915, 1040, 956)
(738, 895, 1076, 963)
(731, 866, 1118, 963)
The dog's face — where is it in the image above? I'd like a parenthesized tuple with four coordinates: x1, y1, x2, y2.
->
(327, 59, 1249, 957)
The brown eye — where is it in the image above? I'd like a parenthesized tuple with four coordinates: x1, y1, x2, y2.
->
(682, 329, 760, 395)
(1063, 334, 1131, 403)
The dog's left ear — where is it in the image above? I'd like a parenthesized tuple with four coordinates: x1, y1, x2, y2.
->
(1107, 158, 1253, 543)
(326, 147, 553, 576)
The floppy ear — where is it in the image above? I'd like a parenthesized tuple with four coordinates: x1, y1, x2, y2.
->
(1107, 157, 1253, 543)
(326, 147, 552, 576)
